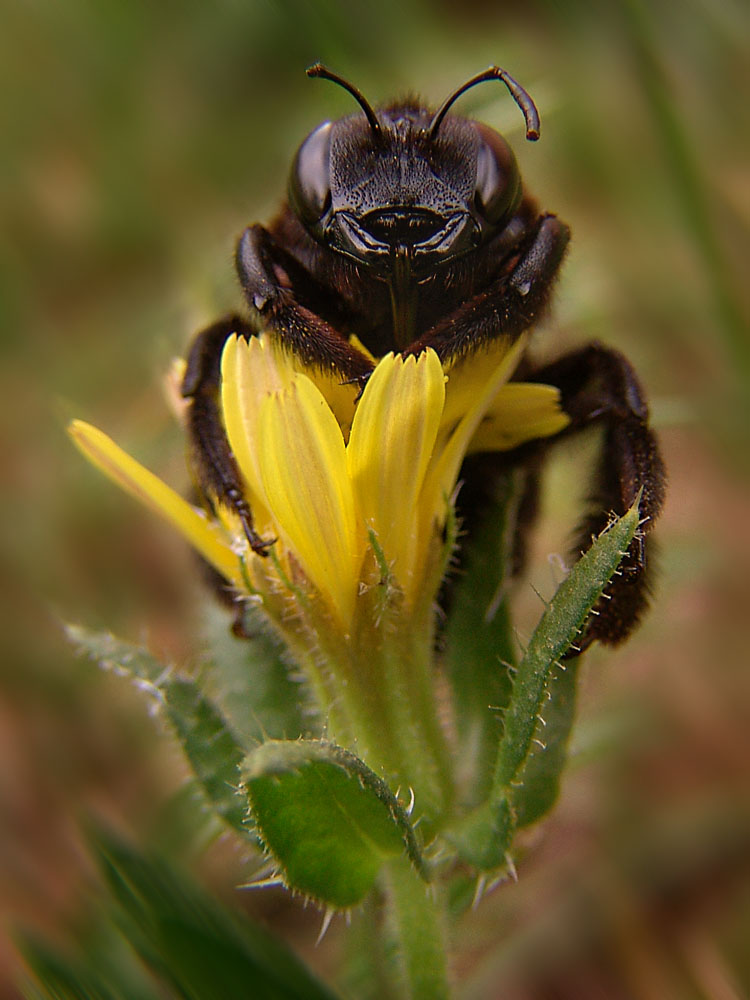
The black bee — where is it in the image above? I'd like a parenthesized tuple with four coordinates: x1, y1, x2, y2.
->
(181, 64, 665, 649)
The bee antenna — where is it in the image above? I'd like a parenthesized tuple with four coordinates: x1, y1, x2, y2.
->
(428, 66, 540, 141)
(306, 64, 382, 138)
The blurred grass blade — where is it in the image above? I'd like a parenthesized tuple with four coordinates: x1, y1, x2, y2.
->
(20, 935, 127, 1000)
(93, 829, 340, 1000)
(621, 0, 750, 384)
(20, 810, 347, 1000)
(242, 739, 425, 908)
(66, 626, 248, 837)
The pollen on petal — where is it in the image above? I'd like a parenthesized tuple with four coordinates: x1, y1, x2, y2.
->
(347, 350, 445, 598)
(68, 420, 242, 587)
(256, 374, 363, 628)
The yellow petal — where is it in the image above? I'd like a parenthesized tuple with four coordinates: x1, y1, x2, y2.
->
(221, 334, 292, 533)
(348, 334, 377, 364)
(304, 364, 360, 442)
(347, 350, 445, 597)
(468, 382, 570, 452)
(439, 336, 518, 435)
(68, 420, 242, 587)
(277, 334, 372, 443)
(257, 373, 363, 628)
(423, 335, 529, 525)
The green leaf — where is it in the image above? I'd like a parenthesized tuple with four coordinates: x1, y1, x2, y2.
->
(163, 678, 247, 835)
(511, 654, 581, 828)
(200, 602, 310, 746)
(65, 626, 248, 837)
(242, 740, 424, 908)
(93, 829, 340, 1000)
(20, 935, 124, 1000)
(494, 500, 640, 789)
(445, 797, 515, 873)
(450, 500, 641, 870)
(443, 470, 524, 801)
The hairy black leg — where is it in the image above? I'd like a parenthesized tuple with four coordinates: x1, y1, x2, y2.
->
(529, 343, 666, 648)
(181, 314, 274, 555)
(408, 215, 570, 362)
(236, 225, 374, 381)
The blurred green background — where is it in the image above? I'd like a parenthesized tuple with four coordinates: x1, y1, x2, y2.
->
(2, 0, 749, 997)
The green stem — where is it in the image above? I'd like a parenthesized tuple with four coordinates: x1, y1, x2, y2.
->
(304, 584, 454, 824)
(271, 545, 454, 824)
(382, 855, 451, 1000)
(375, 619, 453, 820)
(370, 534, 456, 821)
(395, 603, 456, 813)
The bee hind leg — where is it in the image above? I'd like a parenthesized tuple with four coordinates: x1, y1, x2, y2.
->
(528, 342, 667, 650)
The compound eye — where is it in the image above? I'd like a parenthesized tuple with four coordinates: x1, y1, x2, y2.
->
(288, 121, 333, 230)
(473, 123, 522, 229)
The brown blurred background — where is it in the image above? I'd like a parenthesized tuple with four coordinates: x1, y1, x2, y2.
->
(1, 1, 749, 997)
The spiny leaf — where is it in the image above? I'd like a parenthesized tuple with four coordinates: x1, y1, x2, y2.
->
(450, 500, 641, 870)
(163, 678, 247, 835)
(511, 654, 581, 828)
(242, 740, 424, 908)
(495, 500, 641, 788)
(65, 625, 248, 837)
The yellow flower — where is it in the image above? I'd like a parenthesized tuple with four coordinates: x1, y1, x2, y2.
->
(70, 332, 568, 632)
(67, 419, 244, 589)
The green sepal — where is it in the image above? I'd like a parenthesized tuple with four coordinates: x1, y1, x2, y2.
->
(65, 625, 248, 838)
(242, 739, 425, 908)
